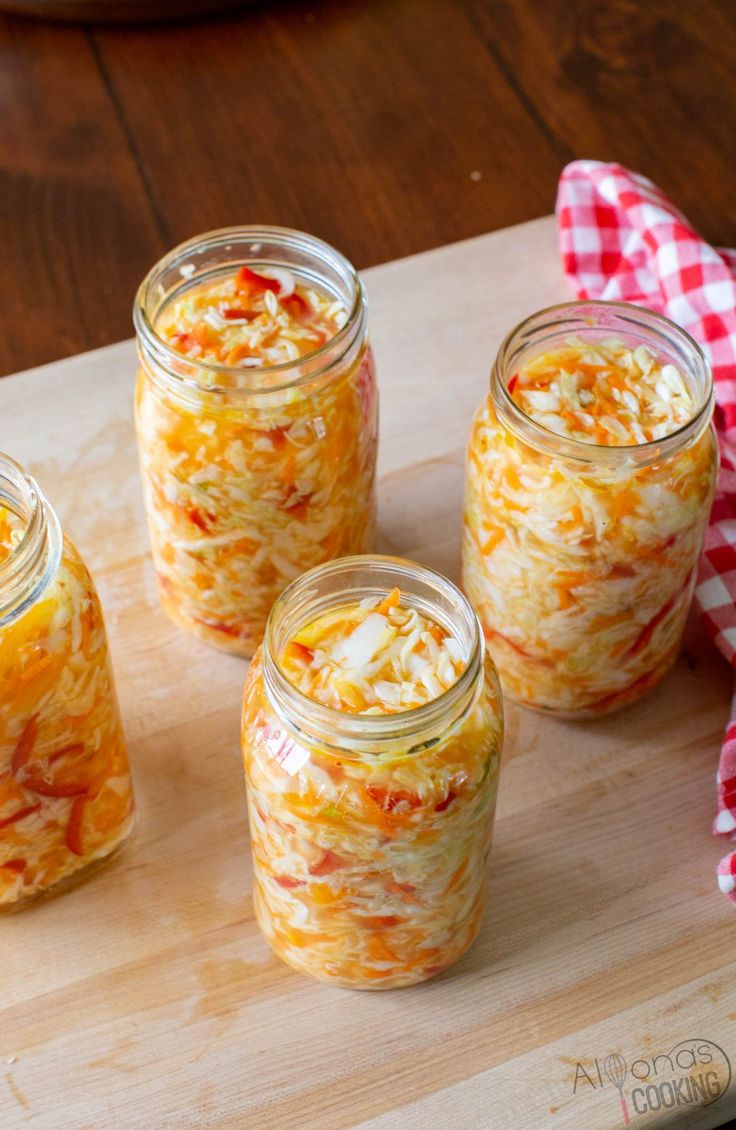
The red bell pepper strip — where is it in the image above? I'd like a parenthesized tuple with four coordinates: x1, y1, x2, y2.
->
(365, 785, 422, 813)
(587, 670, 657, 713)
(308, 849, 346, 876)
(1, 858, 27, 874)
(626, 571, 692, 658)
(186, 506, 215, 533)
(47, 742, 86, 766)
(365, 915, 404, 928)
(222, 308, 259, 321)
(388, 880, 416, 896)
(274, 875, 304, 889)
(282, 293, 310, 319)
(435, 791, 456, 812)
(235, 265, 280, 293)
(507, 375, 519, 395)
(280, 493, 313, 520)
(11, 715, 39, 773)
(253, 425, 291, 451)
(20, 775, 90, 799)
(66, 796, 87, 856)
(626, 596, 675, 657)
(0, 803, 41, 830)
(287, 641, 314, 665)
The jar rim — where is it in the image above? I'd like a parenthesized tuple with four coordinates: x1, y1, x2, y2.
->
(493, 299, 715, 466)
(261, 555, 486, 755)
(133, 225, 366, 396)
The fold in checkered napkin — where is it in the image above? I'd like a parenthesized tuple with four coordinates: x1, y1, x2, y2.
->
(556, 160, 736, 901)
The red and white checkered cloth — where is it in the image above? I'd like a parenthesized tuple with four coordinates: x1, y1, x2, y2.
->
(556, 160, 736, 901)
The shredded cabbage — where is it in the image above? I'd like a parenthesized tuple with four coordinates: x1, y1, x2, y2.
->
(241, 594, 503, 988)
(0, 510, 134, 909)
(155, 266, 347, 373)
(461, 340, 717, 716)
(136, 268, 378, 656)
(510, 339, 695, 445)
(281, 590, 467, 713)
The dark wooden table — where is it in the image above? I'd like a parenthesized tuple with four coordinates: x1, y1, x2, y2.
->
(1, 0, 734, 377)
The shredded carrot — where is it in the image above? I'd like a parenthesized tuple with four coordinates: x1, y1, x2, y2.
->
(11, 715, 38, 773)
(482, 527, 505, 555)
(377, 586, 401, 615)
(1, 521, 134, 910)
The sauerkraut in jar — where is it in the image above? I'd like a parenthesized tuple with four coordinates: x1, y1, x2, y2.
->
(461, 302, 717, 717)
(0, 455, 134, 910)
(134, 227, 378, 657)
(241, 556, 503, 989)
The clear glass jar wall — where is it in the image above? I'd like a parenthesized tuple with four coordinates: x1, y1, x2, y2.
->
(0, 455, 134, 910)
(461, 302, 717, 717)
(134, 226, 379, 657)
(241, 556, 504, 989)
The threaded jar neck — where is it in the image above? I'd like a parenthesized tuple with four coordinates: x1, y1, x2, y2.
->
(491, 300, 714, 468)
(261, 555, 485, 757)
(134, 225, 367, 401)
(0, 454, 61, 626)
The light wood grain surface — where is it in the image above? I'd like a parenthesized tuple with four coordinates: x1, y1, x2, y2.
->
(1, 216, 734, 1130)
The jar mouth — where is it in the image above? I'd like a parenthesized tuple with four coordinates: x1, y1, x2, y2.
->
(133, 225, 366, 396)
(0, 453, 62, 626)
(261, 555, 484, 755)
(493, 300, 715, 466)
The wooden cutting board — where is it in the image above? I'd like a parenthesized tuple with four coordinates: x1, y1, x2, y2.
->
(1, 216, 735, 1130)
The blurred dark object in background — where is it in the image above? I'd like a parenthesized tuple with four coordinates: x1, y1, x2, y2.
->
(0, 0, 248, 22)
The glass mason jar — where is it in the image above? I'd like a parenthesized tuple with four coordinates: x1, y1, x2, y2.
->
(461, 301, 717, 718)
(134, 226, 378, 657)
(241, 555, 503, 989)
(0, 455, 134, 911)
